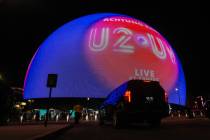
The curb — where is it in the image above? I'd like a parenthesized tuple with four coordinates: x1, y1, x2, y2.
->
(31, 125, 74, 140)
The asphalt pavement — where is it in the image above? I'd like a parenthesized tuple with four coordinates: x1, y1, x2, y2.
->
(53, 118, 210, 140)
(0, 122, 70, 140)
(1, 118, 210, 140)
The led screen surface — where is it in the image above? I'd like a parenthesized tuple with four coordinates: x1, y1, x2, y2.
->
(24, 13, 186, 105)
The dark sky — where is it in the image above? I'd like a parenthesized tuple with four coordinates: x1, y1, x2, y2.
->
(0, 0, 209, 98)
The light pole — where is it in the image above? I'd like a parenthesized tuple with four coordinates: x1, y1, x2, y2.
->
(45, 74, 58, 127)
(175, 88, 180, 105)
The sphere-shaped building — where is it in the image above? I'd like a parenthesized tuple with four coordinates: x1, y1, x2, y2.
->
(24, 13, 186, 105)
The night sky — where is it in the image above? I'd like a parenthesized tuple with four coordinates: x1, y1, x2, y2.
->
(0, 0, 209, 98)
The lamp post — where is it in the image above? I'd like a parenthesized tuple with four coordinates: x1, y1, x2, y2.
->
(175, 88, 181, 105)
(44, 74, 58, 127)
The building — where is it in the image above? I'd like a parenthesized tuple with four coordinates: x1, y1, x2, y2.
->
(24, 13, 186, 106)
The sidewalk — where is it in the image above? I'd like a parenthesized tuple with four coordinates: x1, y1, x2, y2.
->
(0, 122, 71, 140)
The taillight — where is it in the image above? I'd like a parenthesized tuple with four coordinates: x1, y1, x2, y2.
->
(164, 92, 168, 103)
(143, 80, 151, 82)
(124, 90, 131, 103)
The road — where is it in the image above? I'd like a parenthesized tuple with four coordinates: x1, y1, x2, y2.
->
(53, 118, 210, 140)
(0, 123, 69, 140)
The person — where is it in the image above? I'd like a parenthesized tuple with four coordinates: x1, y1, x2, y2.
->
(66, 111, 72, 122)
(73, 105, 82, 124)
(74, 111, 81, 124)
(204, 100, 210, 119)
(55, 114, 59, 122)
(35, 111, 40, 121)
(20, 112, 24, 125)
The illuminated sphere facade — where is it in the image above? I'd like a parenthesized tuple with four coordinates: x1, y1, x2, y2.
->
(24, 13, 186, 105)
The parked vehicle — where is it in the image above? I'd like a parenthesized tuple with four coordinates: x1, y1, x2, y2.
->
(99, 80, 169, 128)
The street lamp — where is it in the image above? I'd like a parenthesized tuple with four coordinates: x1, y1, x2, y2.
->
(175, 88, 181, 104)
(0, 74, 4, 81)
(21, 102, 26, 106)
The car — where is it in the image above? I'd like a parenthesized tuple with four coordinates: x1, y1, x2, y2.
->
(98, 80, 169, 128)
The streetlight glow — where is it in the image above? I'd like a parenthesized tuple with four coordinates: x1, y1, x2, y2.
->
(0, 74, 3, 80)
